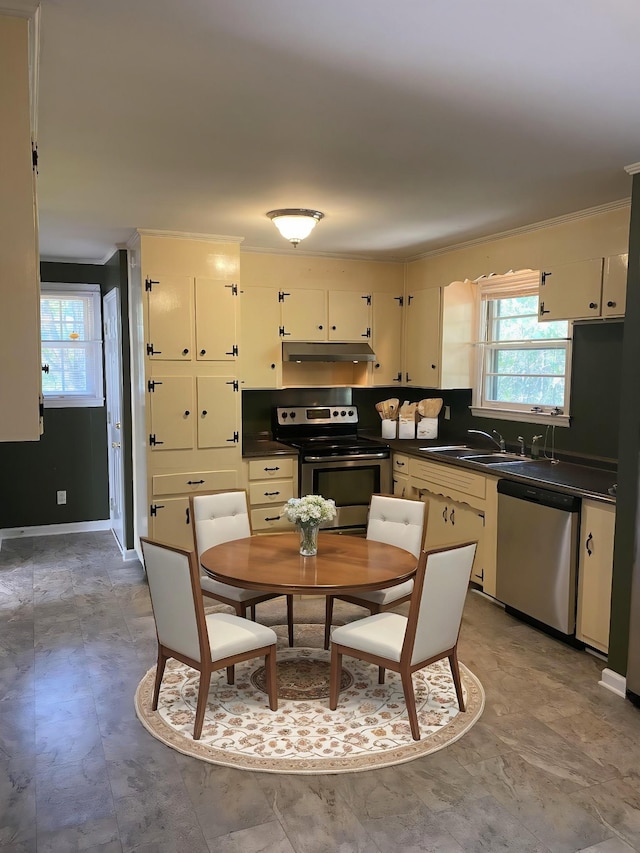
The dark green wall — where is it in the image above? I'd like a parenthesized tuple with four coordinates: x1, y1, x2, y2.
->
(0, 261, 110, 528)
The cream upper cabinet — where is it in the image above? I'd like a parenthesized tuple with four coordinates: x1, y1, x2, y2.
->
(0, 15, 41, 441)
(371, 292, 403, 386)
(196, 376, 239, 448)
(602, 253, 627, 318)
(280, 288, 327, 340)
(403, 288, 441, 386)
(195, 278, 238, 361)
(538, 258, 604, 321)
(148, 376, 195, 450)
(240, 286, 281, 388)
(327, 291, 371, 341)
(576, 500, 616, 653)
(146, 275, 194, 360)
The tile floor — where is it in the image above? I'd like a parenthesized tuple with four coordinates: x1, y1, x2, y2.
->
(1, 532, 640, 852)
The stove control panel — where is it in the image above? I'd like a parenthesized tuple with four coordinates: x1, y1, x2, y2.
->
(275, 406, 358, 426)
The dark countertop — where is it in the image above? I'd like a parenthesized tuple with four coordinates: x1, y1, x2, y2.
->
(243, 438, 299, 458)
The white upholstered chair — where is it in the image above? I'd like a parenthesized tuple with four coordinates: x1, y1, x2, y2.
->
(190, 490, 294, 647)
(329, 540, 477, 740)
(140, 537, 278, 741)
(323, 493, 427, 649)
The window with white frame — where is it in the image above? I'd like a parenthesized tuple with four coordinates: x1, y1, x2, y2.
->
(40, 283, 104, 408)
(471, 270, 571, 425)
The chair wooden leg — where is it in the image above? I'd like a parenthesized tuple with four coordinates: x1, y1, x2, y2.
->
(152, 647, 168, 710)
(324, 596, 335, 650)
(378, 666, 385, 684)
(226, 665, 234, 685)
(400, 670, 420, 741)
(193, 667, 210, 740)
(249, 604, 256, 621)
(448, 648, 465, 712)
(286, 595, 294, 647)
(329, 645, 342, 710)
(265, 646, 278, 711)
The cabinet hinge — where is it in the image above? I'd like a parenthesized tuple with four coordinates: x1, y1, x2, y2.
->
(539, 301, 550, 316)
(541, 271, 552, 286)
(226, 379, 239, 392)
(225, 283, 239, 296)
(226, 431, 239, 443)
(361, 327, 371, 338)
(149, 434, 164, 447)
(407, 295, 414, 305)
(362, 294, 372, 306)
(146, 342, 162, 356)
(225, 344, 239, 357)
(149, 503, 165, 517)
(41, 363, 50, 374)
(279, 325, 291, 337)
(394, 295, 404, 306)
(39, 398, 44, 418)
(278, 291, 290, 302)
(147, 379, 163, 393)
(32, 143, 38, 174)
(145, 277, 159, 292)
(393, 371, 402, 382)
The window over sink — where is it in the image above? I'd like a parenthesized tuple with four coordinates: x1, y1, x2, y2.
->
(470, 269, 571, 426)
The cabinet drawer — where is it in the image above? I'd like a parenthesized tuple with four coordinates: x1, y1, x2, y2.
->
(410, 458, 486, 500)
(152, 469, 238, 496)
(250, 508, 295, 531)
(393, 454, 409, 475)
(249, 480, 294, 505)
(248, 458, 294, 480)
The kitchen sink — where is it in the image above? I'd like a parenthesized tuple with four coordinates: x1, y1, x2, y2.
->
(419, 447, 535, 465)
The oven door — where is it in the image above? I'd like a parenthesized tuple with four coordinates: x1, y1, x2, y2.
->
(300, 453, 392, 531)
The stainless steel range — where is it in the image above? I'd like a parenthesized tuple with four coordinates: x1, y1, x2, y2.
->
(273, 405, 391, 532)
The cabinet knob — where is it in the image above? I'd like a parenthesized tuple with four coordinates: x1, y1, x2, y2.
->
(607, 300, 616, 308)
(271, 363, 276, 369)
(184, 410, 190, 416)
(431, 364, 436, 369)
(375, 362, 380, 368)
(201, 410, 208, 416)
(589, 302, 598, 310)
(318, 325, 323, 330)
(200, 349, 206, 356)
(331, 325, 336, 330)
(183, 348, 189, 355)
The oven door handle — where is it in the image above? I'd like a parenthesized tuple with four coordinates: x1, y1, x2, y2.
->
(303, 452, 390, 462)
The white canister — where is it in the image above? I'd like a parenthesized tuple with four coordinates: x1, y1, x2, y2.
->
(416, 417, 438, 439)
(398, 418, 416, 439)
(381, 419, 397, 439)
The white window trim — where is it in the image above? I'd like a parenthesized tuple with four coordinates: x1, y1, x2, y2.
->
(41, 282, 105, 409)
(470, 270, 572, 427)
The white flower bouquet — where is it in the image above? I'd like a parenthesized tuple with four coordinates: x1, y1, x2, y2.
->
(282, 494, 337, 527)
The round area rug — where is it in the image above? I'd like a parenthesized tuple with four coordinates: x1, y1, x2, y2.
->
(134, 635, 484, 774)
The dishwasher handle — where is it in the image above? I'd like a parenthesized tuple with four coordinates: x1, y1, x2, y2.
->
(497, 478, 580, 512)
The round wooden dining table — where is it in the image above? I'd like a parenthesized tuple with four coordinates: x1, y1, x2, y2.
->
(200, 532, 417, 596)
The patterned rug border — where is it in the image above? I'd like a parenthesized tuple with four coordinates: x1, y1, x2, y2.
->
(134, 648, 485, 775)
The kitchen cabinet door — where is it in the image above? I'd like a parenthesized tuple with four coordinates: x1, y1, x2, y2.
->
(403, 288, 441, 386)
(196, 376, 239, 448)
(149, 496, 192, 550)
(240, 286, 281, 388)
(392, 454, 409, 497)
(280, 288, 327, 340)
(146, 275, 194, 360)
(195, 277, 238, 361)
(372, 292, 403, 385)
(602, 253, 627, 318)
(576, 500, 615, 653)
(328, 291, 371, 341)
(148, 376, 195, 450)
(538, 259, 603, 321)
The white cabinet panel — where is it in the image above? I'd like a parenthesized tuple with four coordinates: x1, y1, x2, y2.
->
(372, 292, 403, 385)
(196, 376, 238, 448)
(404, 288, 441, 386)
(195, 277, 238, 361)
(281, 289, 327, 340)
(538, 259, 603, 321)
(240, 286, 281, 388)
(146, 275, 194, 360)
(148, 376, 195, 450)
(328, 291, 370, 341)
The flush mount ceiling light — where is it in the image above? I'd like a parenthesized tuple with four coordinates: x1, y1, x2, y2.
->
(266, 208, 324, 247)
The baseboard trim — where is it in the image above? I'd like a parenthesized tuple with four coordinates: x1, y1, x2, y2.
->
(0, 519, 111, 545)
(599, 667, 626, 698)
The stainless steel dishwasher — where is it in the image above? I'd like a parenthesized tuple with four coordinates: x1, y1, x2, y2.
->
(496, 479, 581, 638)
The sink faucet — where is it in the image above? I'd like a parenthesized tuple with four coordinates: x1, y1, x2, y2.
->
(517, 435, 526, 456)
(467, 429, 506, 452)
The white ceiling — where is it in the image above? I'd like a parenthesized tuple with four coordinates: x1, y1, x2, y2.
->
(23, 0, 640, 261)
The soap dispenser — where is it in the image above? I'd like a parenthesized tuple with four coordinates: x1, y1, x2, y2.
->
(531, 435, 543, 459)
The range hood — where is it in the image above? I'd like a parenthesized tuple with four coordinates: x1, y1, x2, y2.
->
(282, 341, 376, 363)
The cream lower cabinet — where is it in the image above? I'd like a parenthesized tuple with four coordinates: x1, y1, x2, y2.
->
(576, 500, 616, 653)
(392, 453, 409, 497)
(246, 456, 298, 532)
(408, 457, 495, 593)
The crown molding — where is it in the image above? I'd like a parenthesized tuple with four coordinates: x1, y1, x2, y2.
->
(0, 2, 39, 18)
(40, 254, 113, 266)
(625, 162, 640, 176)
(136, 229, 244, 245)
(405, 198, 631, 262)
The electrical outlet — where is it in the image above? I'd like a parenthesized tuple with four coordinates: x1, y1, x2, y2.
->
(444, 405, 451, 420)
(57, 490, 67, 505)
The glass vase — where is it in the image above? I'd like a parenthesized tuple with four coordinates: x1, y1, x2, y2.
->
(298, 523, 320, 556)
